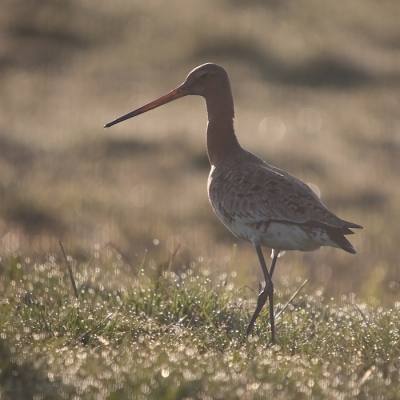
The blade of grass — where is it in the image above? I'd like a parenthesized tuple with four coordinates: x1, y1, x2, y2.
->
(276, 279, 309, 321)
(59, 241, 79, 300)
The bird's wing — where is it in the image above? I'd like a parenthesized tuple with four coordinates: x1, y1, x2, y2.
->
(209, 154, 360, 230)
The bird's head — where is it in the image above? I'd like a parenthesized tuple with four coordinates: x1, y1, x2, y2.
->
(104, 63, 229, 128)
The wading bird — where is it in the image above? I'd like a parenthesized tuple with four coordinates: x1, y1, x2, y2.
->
(105, 63, 362, 343)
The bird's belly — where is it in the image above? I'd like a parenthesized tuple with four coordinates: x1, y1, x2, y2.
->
(218, 215, 333, 252)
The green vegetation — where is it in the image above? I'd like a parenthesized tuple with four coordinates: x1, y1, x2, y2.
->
(1, 0, 399, 398)
(1, 252, 399, 399)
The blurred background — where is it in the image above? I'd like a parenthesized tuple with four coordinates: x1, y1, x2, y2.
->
(0, 0, 399, 303)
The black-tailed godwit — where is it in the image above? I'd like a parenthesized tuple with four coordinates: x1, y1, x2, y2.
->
(105, 63, 362, 343)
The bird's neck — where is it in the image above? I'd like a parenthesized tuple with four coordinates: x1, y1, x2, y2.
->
(205, 91, 242, 166)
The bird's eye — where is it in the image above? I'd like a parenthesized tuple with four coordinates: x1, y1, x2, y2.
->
(200, 73, 209, 80)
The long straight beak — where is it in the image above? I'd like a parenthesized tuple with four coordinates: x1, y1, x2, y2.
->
(104, 84, 189, 128)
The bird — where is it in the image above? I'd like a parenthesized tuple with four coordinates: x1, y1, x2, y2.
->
(105, 63, 362, 343)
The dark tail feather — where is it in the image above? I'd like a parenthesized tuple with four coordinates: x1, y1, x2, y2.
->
(333, 220, 363, 252)
(328, 230, 357, 254)
(341, 220, 363, 230)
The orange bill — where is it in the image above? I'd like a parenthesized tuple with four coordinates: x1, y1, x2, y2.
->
(104, 84, 189, 128)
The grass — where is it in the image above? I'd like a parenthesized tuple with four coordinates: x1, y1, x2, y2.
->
(1, 251, 400, 399)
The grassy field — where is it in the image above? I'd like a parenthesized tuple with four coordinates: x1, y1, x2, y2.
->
(1, 252, 400, 399)
(1, 0, 400, 398)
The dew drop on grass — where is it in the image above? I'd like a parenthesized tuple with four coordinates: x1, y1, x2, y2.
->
(161, 367, 170, 378)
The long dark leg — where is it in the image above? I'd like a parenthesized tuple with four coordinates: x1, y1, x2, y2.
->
(246, 247, 279, 343)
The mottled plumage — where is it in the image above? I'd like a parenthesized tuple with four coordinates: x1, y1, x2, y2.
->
(208, 151, 361, 253)
(105, 63, 362, 343)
